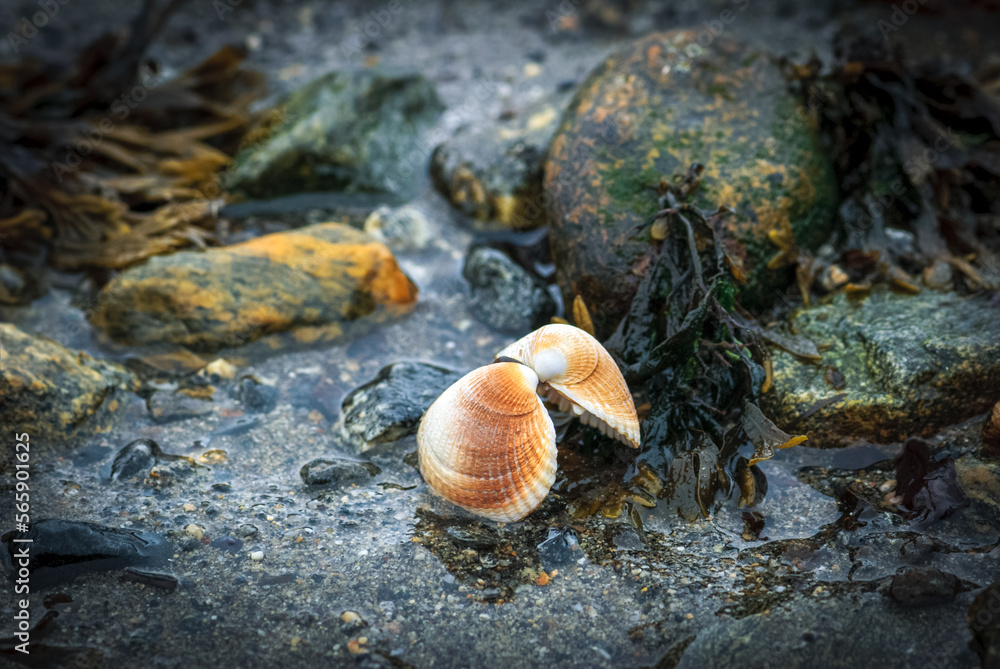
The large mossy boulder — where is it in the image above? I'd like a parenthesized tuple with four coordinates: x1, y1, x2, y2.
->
(763, 289, 1000, 447)
(91, 223, 418, 351)
(227, 70, 444, 199)
(544, 31, 837, 337)
(0, 324, 137, 444)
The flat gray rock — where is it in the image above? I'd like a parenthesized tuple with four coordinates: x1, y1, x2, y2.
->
(763, 289, 1000, 446)
(340, 362, 461, 452)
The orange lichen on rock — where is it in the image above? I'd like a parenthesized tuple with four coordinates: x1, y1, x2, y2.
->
(0, 324, 138, 443)
(91, 223, 417, 350)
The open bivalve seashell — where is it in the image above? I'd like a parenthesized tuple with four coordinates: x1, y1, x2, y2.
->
(417, 362, 557, 522)
(496, 324, 641, 449)
(417, 324, 640, 522)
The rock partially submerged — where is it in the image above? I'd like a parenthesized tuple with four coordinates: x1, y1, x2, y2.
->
(341, 362, 461, 452)
(1, 519, 172, 587)
(544, 31, 836, 337)
(764, 289, 1000, 447)
(300, 456, 381, 487)
(462, 246, 556, 334)
(109, 438, 203, 483)
(0, 324, 137, 444)
(91, 223, 418, 350)
(227, 70, 444, 199)
(431, 95, 570, 230)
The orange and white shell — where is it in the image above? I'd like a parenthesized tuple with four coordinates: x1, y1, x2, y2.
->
(496, 324, 641, 449)
(417, 362, 557, 522)
(417, 324, 641, 522)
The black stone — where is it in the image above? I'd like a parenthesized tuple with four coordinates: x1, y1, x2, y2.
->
(341, 362, 461, 449)
(537, 528, 581, 570)
(110, 439, 160, 480)
(1, 519, 172, 587)
(462, 246, 555, 334)
(109, 438, 201, 483)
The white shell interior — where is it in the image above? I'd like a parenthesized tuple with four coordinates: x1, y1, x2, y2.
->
(531, 349, 566, 382)
(539, 384, 634, 446)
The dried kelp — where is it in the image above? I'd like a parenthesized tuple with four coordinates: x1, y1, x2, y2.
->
(895, 438, 970, 525)
(786, 35, 1000, 298)
(0, 0, 266, 276)
(595, 171, 804, 520)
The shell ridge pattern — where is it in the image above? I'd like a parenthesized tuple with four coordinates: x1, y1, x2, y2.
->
(418, 324, 637, 521)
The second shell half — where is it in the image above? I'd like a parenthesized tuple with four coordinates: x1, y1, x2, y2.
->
(417, 324, 640, 522)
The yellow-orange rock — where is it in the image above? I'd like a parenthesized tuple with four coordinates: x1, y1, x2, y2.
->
(91, 223, 417, 350)
(0, 324, 138, 444)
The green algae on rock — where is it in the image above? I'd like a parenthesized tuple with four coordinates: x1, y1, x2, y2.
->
(226, 70, 444, 199)
(91, 223, 418, 351)
(0, 324, 137, 444)
(762, 289, 1000, 447)
(544, 30, 837, 337)
(431, 95, 570, 230)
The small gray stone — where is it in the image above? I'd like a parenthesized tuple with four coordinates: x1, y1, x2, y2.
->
(462, 246, 556, 334)
(109, 438, 202, 483)
(341, 362, 461, 451)
(363, 205, 434, 251)
(147, 391, 215, 424)
(537, 529, 582, 570)
(300, 457, 380, 486)
(232, 376, 279, 415)
(110, 438, 159, 481)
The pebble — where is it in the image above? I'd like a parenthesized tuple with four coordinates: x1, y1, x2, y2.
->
(300, 457, 380, 486)
(462, 246, 556, 334)
(202, 358, 237, 380)
(250, 550, 264, 561)
(110, 439, 160, 481)
(185, 524, 205, 540)
(363, 205, 433, 251)
(341, 611, 362, 623)
(233, 376, 279, 414)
